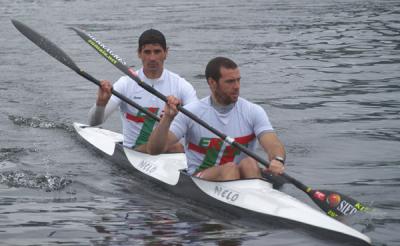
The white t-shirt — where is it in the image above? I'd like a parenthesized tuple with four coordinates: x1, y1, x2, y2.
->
(110, 68, 197, 147)
(170, 96, 274, 174)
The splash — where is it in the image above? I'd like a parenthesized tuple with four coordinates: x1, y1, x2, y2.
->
(0, 170, 72, 192)
(8, 115, 73, 131)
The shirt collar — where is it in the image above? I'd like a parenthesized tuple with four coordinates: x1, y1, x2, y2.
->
(209, 96, 235, 114)
(138, 68, 166, 86)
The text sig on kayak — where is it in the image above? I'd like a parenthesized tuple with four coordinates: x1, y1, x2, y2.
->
(138, 160, 157, 174)
(214, 185, 239, 202)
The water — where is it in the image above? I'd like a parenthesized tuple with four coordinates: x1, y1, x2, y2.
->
(1, 0, 399, 245)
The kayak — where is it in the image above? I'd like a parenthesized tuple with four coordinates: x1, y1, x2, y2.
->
(73, 122, 371, 245)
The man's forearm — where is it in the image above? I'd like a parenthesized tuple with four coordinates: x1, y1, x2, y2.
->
(88, 104, 105, 126)
(88, 100, 119, 126)
(147, 116, 174, 155)
(259, 132, 286, 161)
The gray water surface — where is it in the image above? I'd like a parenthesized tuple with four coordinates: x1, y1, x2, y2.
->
(1, 0, 399, 245)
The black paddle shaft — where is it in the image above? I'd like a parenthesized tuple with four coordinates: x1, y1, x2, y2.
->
(11, 19, 159, 123)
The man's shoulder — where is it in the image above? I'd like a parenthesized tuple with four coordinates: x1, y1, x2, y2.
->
(163, 68, 181, 78)
(113, 75, 145, 95)
(113, 76, 133, 90)
(236, 97, 265, 116)
(115, 75, 134, 84)
(184, 96, 209, 109)
(163, 69, 189, 83)
(237, 97, 259, 108)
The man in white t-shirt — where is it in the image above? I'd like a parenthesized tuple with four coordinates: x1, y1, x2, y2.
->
(146, 57, 285, 181)
(88, 29, 198, 153)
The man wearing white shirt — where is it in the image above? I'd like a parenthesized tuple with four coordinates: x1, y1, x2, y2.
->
(147, 57, 285, 181)
(88, 29, 198, 153)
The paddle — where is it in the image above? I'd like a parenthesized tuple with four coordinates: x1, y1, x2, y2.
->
(73, 27, 369, 218)
(10, 20, 189, 186)
(10, 19, 159, 123)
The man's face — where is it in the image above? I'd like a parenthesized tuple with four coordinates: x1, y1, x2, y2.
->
(211, 67, 241, 105)
(138, 43, 167, 75)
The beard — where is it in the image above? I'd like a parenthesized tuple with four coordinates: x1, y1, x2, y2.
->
(214, 84, 239, 105)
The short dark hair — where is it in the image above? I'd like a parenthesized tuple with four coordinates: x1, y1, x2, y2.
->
(205, 57, 238, 82)
(138, 29, 167, 51)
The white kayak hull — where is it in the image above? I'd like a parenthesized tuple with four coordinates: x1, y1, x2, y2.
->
(73, 122, 371, 245)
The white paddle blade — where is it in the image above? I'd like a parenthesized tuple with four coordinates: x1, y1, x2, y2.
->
(123, 148, 187, 185)
(73, 123, 123, 156)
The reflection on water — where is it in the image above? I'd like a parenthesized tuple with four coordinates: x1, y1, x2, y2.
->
(0, 195, 270, 246)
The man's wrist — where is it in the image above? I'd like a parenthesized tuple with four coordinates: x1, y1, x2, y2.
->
(274, 156, 285, 165)
(96, 99, 108, 107)
(162, 114, 175, 123)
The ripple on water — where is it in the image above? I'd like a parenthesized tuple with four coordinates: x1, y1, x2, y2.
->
(344, 128, 400, 142)
(0, 147, 27, 162)
(0, 147, 38, 163)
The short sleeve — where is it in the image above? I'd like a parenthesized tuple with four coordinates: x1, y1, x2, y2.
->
(109, 76, 127, 104)
(251, 104, 274, 137)
(179, 79, 198, 105)
(170, 112, 189, 140)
